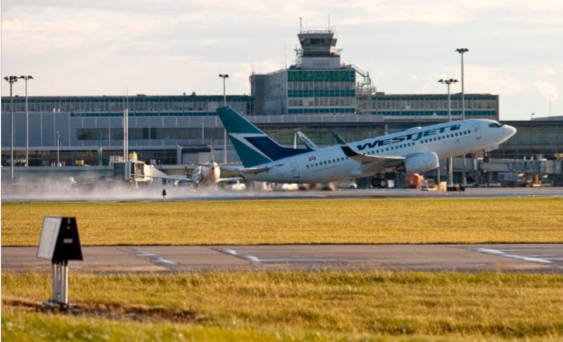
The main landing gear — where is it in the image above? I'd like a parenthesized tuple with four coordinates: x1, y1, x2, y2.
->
(371, 174, 388, 188)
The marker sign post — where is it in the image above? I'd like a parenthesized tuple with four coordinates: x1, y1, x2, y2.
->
(37, 216, 83, 308)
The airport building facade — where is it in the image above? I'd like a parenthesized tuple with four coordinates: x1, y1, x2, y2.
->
(2, 29, 561, 177)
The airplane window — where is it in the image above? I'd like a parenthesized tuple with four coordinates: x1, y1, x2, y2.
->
(489, 122, 504, 128)
(386, 148, 389, 151)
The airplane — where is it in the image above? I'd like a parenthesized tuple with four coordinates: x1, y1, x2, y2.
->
(217, 107, 517, 188)
(141, 148, 242, 187)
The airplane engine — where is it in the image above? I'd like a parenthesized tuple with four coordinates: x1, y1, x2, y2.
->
(404, 152, 439, 174)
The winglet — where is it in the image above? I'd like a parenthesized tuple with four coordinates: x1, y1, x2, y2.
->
(334, 134, 347, 145)
(297, 131, 318, 151)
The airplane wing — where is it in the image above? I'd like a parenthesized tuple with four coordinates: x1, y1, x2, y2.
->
(340, 144, 405, 172)
(134, 174, 197, 183)
(239, 166, 271, 174)
(217, 177, 244, 183)
(220, 164, 245, 172)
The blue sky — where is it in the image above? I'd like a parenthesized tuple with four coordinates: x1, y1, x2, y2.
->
(2, 0, 562, 120)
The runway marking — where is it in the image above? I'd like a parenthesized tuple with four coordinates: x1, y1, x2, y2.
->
(474, 248, 552, 264)
(153, 257, 178, 266)
(217, 248, 261, 263)
(242, 255, 261, 263)
(131, 249, 178, 267)
(259, 258, 340, 263)
(132, 250, 156, 257)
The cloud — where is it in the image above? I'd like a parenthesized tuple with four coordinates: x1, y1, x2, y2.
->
(534, 81, 558, 101)
(461, 66, 528, 97)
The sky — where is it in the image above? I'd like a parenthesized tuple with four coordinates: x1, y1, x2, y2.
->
(2, 0, 562, 121)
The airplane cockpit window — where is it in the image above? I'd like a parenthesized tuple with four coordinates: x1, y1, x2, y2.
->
(489, 122, 505, 128)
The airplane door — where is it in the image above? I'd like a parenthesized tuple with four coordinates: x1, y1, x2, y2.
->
(473, 123, 482, 140)
(291, 163, 300, 179)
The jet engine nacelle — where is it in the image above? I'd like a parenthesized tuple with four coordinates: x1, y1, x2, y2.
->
(404, 152, 439, 174)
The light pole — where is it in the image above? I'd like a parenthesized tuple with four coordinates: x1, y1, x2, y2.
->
(438, 78, 458, 187)
(56, 130, 60, 167)
(19, 75, 33, 167)
(456, 48, 468, 185)
(219, 74, 229, 106)
(4, 76, 18, 178)
(219, 74, 229, 163)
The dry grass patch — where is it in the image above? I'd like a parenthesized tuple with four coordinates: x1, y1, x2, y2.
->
(2, 198, 562, 246)
(2, 271, 563, 341)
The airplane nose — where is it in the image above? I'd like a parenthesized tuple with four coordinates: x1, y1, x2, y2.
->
(504, 125, 517, 138)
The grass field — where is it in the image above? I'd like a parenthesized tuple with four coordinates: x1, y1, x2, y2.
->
(2, 271, 563, 341)
(2, 198, 562, 246)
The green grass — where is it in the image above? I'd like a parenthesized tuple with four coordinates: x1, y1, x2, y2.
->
(3, 271, 563, 341)
(2, 198, 563, 246)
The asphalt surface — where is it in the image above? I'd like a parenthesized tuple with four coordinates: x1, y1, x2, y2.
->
(3, 244, 562, 274)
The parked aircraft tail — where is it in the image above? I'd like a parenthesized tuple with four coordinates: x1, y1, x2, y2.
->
(217, 107, 306, 167)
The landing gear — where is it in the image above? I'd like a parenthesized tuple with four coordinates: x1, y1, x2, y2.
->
(371, 174, 388, 188)
(483, 151, 490, 163)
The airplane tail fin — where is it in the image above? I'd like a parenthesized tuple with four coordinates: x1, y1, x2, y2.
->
(217, 107, 306, 167)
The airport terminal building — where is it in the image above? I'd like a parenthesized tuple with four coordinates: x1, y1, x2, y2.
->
(2, 29, 562, 183)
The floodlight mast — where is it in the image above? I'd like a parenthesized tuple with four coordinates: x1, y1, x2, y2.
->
(438, 78, 458, 187)
(3, 76, 18, 178)
(219, 74, 229, 164)
(19, 76, 33, 167)
(456, 48, 469, 185)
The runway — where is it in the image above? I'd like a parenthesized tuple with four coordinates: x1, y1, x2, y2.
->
(3, 244, 562, 274)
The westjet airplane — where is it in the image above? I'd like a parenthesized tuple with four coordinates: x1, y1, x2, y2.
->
(217, 107, 516, 188)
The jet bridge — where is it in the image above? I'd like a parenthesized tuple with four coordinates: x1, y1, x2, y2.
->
(113, 160, 154, 184)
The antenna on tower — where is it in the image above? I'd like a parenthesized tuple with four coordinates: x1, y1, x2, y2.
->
(299, 17, 303, 32)
(328, 15, 330, 30)
(284, 40, 287, 69)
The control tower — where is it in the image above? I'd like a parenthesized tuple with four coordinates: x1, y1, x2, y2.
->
(296, 29, 341, 69)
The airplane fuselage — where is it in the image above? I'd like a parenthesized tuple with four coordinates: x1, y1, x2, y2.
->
(240, 119, 516, 183)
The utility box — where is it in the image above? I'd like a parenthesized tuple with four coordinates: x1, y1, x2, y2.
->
(38, 216, 83, 262)
(37, 216, 83, 308)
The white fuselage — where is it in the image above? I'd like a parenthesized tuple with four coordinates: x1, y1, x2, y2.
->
(241, 119, 516, 183)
